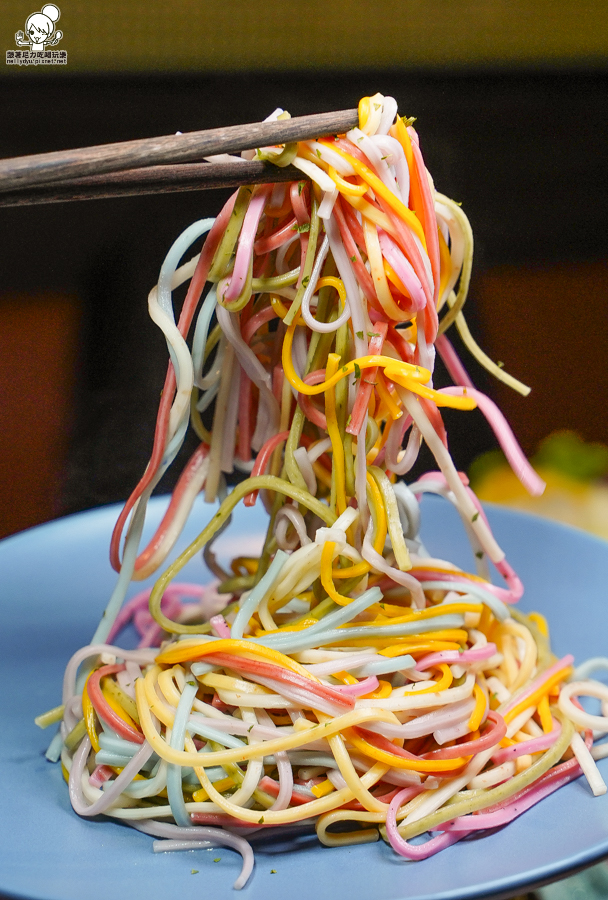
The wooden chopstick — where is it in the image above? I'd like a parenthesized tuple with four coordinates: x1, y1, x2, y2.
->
(0, 108, 358, 195)
(0, 160, 304, 207)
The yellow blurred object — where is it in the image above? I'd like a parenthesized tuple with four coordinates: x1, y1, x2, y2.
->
(471, 432, 608, 541)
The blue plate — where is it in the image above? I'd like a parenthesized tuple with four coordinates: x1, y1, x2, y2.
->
(2, 496, 608, 900)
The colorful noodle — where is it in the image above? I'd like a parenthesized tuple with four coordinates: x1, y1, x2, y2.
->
(40, 94, 608, 890)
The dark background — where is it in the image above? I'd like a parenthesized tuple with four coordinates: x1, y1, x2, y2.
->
(1, 69, 608, 536)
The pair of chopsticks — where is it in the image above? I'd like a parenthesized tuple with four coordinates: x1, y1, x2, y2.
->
(0, 108, 359, 207)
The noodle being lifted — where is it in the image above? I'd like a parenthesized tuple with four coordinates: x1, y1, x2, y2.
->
(43, 94, 608, 889)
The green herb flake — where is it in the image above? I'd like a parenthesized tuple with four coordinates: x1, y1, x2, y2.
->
(258, 816, 265, 824)
(191, 869, 200, 874)
(354, 363, 361, 380)
(298, 181, 305, 195)
(302, 275, 310, 287)
(298, 222, 311, 233)
(316, 148, 322, 158)
(356, 331, 364, 339)
(213, 857, 221, 863)
(271, 869, 277, 874)
(346, 414, 352, 427)
(368, 331, 380, 339)
(350, 255, 356, 263)
(248, 724, 254, 732)
(381, 155, 388, 160)
(475, 551, 484, 559)
(472, 512, 479, 522)
(497, 360, 505, 369)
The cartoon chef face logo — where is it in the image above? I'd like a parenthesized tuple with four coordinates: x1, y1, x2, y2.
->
(15, 5, 63, 52)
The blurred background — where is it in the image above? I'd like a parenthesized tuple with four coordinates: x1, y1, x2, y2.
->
(1, 0, 608, 539)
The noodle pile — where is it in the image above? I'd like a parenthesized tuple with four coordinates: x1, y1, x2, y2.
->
(41, 95, 608, 889)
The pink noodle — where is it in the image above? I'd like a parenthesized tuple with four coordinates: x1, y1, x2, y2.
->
(297, 371, 328, 430)
(243, 430, 290, 507)
(203, 652, 355, 712)
(436, 333, 474, 388)
(109, 191, 236, 575)
(385, 757, 576, 857)
(290, 182, 310, 287)
(242, 304, 278, 343)
(386, 787, 463, 859)
(210, 615, 231, 638)
(491, 719, 562, 766)
(409, 136, 440, 306)
(347, 325, 387, 436)
(333, 198, 378, 305)
(136, 594, 182, 647)
(253, 216, 298, 255)
(86, 664, 144, 744)
(420, 711, 506, 759)
(384, 412, 417, 473)
(482, 742, 588, 818)
(378, 229, 426, 312)
(415, 471, 524, 602)
(359, 712, 505, 767)
(494, 557, 524, 602)
(258, 779, 316, 810)
(439, 386, 546, 497)
(107, 584, 204, 643)
(272, 364, 283, 405)
(442, 763, 580, 833)
(413, 568, 520, 605)
(333, 676, 379, 696)
(290, 180, 310, 223)
(415, 643, 497, 671)
(222, 185, 272, 303)
(375, 196, 436, 340)
(89, 765, 114, 788)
